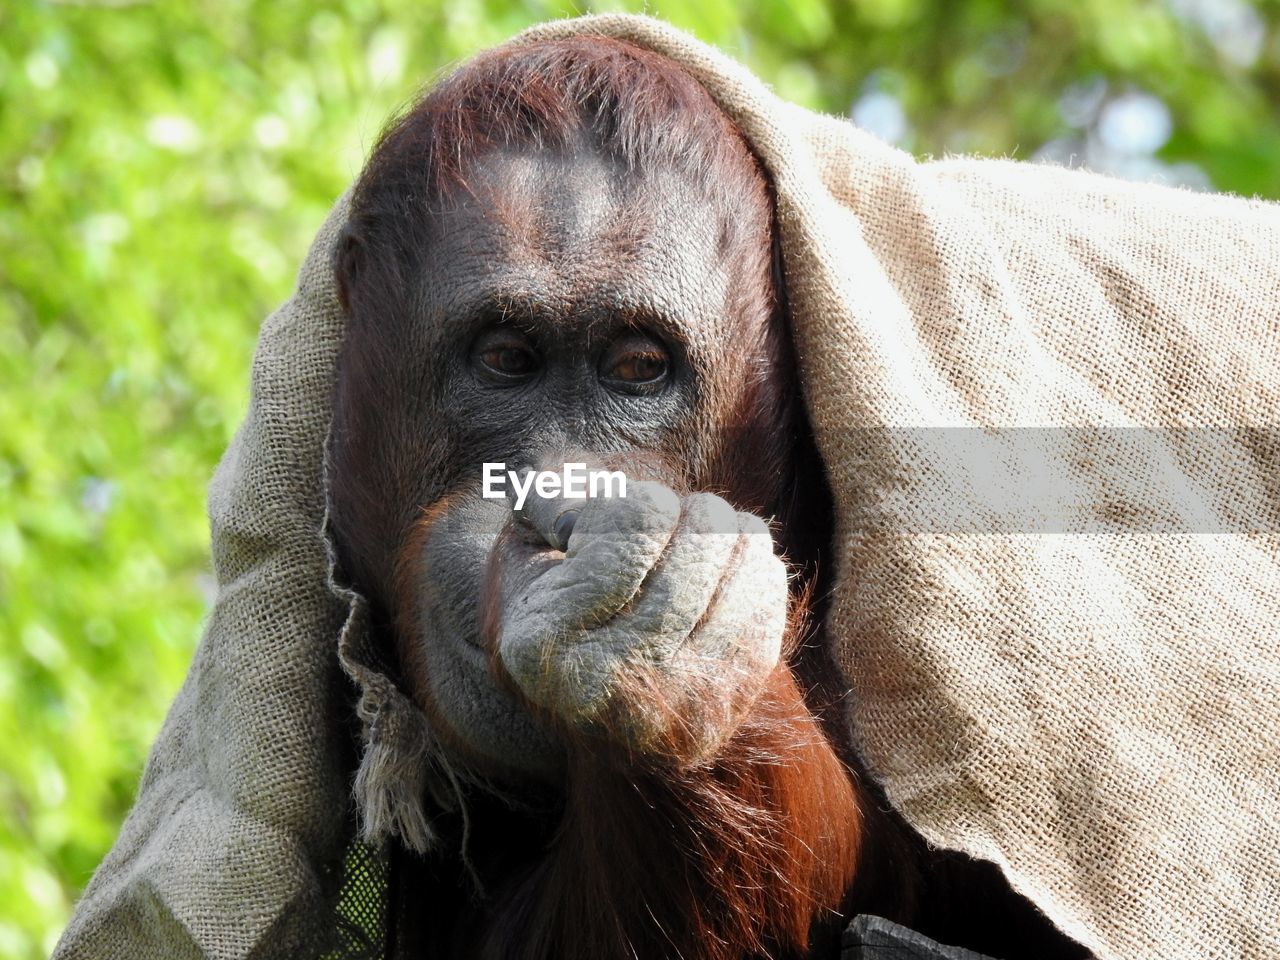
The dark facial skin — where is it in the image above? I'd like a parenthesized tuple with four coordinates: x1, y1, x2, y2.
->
(415, 145, 727, 478)
(332, 136, 795, 781)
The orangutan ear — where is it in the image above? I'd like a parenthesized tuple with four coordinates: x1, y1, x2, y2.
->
(333, 222, 363, 313)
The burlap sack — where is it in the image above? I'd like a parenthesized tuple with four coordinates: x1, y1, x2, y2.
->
(56, 13, 1280, 960)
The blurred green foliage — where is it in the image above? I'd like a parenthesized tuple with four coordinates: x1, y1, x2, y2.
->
(1, 0, 1278, 955)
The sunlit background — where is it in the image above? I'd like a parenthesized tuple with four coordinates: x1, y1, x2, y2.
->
(3, 0, 1279, 955)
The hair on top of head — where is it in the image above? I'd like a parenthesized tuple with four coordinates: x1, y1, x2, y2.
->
(345, 36, 768, 239)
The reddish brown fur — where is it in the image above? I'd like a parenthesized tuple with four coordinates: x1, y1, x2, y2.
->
(346, 36, 753, 217)
(484, 668, 862, 960)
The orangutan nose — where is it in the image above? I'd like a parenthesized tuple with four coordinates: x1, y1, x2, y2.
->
(506, 451, 604, 551)
(511, 489, 584, 552)
(551, 509, 579, 551)
(506, 462, 587, 553)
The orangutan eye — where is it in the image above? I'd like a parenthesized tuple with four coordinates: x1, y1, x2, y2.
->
(474, 330, 540, 383)
(612, 353, 667, 382)
(601, 334, 671, 392)
(483, 347, 537, 375)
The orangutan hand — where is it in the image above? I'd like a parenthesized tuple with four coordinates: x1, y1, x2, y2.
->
(488, 480, 788, 765)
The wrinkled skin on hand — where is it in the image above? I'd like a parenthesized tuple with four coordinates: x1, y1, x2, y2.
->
(490, 481, 788, 762)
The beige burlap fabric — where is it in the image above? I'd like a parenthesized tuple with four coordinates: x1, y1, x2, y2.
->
(53, 197, 356, 959)
(57, 13, 1280, 960)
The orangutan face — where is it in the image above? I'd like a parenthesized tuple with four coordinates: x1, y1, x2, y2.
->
(331, 139, 793, 781)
